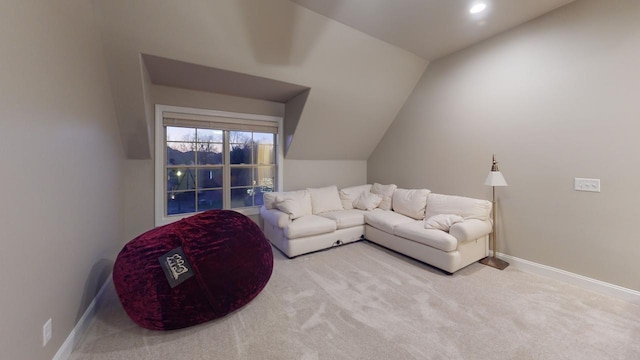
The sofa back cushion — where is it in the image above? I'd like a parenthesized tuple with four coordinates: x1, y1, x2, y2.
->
(339, 184, 372, 210)
(263, 191, 283, 210)
(275, 190, 312, 219)
(392, 188, 430, 220)
(425, 193, 492, 221)
(308, 185, 344, 214)
(354, 191, 383, 211)
(371, 183, 397, 211)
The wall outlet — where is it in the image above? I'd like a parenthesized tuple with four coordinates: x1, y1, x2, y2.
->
(43, 318, 52, 347)
(574, 178, 600, 192)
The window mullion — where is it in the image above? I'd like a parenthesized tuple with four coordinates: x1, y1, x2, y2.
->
(223, 131, 231, 208)
(163, 126, 168, 217)
(194, 133, 199, 212)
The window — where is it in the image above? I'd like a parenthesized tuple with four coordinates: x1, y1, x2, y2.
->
(155, 105, 283, 226)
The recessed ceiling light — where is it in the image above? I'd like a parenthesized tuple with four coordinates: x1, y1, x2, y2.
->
(470, 3, 487, 14)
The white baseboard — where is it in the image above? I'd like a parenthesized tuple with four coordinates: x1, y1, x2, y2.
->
(498, 252, 640, 305)
(53, 274, 113, 360)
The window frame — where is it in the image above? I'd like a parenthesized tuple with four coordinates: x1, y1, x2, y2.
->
(154, 104, 283, 227)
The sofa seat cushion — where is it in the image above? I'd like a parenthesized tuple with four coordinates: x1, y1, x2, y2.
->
(364, 209, 415, 234)
(319, 209, 366, 229)
(394, 221, 458, 252)
(285, 215, 337, 239)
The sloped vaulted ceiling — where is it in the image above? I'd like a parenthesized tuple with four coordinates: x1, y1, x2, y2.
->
(94, 0, 427, 160)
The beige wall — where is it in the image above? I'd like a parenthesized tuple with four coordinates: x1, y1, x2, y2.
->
(284, 160, 367, 191)
(368, 0, 640, 291)
(0, 1, 124, 359)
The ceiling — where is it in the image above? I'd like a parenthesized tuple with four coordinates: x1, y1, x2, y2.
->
(291, 0, 575, 60)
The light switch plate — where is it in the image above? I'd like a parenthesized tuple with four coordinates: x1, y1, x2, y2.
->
(43, 318, 52, 347)
(574, 178, 600, 192)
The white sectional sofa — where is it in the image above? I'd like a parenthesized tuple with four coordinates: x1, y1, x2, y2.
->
(259, 184, 493, 274)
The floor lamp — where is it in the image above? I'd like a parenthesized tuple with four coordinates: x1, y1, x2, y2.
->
(480, 155, 510, 270)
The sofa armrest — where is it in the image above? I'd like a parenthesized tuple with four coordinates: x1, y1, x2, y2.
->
(259, 206, 291, 229)
(449, 219, 492, 243)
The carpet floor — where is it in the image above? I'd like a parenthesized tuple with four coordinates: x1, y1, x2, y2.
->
(70, 241, 640, 359)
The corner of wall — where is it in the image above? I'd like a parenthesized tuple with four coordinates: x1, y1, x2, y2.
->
(283, 89, 311, 157)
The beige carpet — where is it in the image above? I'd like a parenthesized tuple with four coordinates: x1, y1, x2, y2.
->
(70, 241, 640, 359)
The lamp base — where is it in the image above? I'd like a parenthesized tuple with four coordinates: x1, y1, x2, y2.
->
(479, 256, 509, 270)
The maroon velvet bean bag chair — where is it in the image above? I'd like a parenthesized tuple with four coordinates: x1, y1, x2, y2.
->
(113, 210, 273, 330)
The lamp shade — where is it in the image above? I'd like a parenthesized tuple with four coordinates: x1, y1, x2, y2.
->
(485, 171, 508, 187)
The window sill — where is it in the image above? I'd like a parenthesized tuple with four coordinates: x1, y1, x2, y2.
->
(157, 207, 260, 227)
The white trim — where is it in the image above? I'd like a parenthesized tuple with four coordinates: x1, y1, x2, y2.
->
(53, 275, 113, 360)
(497, 252, 640, 305)
(154, 104, 284, 227)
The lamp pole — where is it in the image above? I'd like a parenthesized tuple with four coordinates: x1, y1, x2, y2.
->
(480, 155, 509, 270)
(492, 185, 497, 258)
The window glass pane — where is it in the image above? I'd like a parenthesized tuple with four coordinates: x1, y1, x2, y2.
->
(248, 187, 266, 207)
(255, 167, 275, 191)
(230, 131, 252, 144)
(196, 129, 222, 142)
(197, 168, 223, 189)
(230, 131, 253, 164)
(231, 167, 253, 187)
(167, 168, 196, 191)
(230, 143, 252, 164)
(253, 132, 274, 145)
(231, 187, 252, 208)
(167, 142, 195, 165)
(197, 190, 223, 211)
(167, 126, 195, 142)
(167, 191, 196, 215)
(255, 143, 274, 164)
(196, 143, 223, 165)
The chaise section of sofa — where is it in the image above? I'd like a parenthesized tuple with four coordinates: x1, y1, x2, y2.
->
(365, 192, 492, 274)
